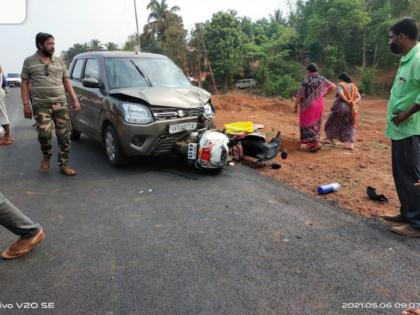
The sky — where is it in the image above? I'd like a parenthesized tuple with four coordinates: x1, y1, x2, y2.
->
(0, 0, 289, 73)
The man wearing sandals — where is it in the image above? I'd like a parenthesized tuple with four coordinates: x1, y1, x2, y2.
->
(21, 33, 80, 176)
(0, 192, 45, 259)
(382, 18, 420, 237)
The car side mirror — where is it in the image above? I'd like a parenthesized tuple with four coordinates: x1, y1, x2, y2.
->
(82, 78, 100, 89)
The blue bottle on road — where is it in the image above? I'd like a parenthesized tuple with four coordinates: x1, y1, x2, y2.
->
(317, 183, 341, 194)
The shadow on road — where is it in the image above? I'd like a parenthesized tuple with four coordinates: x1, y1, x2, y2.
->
(71, 134, 232, 181)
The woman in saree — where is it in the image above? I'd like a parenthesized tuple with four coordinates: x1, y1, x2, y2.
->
(295, 63, 335, 152)
(324, 72, 361, 150)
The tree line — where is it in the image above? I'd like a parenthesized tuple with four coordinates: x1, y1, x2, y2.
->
(61, 0, 420, 97)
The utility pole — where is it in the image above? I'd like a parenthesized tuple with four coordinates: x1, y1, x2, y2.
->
(196, 23, 218, 94)
(133, 0, 141, 52)
(198, 50, 202, 88)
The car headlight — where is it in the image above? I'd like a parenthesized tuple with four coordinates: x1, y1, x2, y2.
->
(121, 103, 154, 124)
(203, 103, 214, 119)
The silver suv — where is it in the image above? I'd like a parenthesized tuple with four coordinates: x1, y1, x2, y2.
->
(67, 51, 215, 166)
(235, 78, 256, 89)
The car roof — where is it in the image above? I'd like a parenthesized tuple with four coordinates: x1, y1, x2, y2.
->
(74, 51, 168, 59)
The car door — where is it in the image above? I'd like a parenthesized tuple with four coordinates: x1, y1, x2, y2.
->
(68, 58, 89, 134)
(80, 58, 105, 140)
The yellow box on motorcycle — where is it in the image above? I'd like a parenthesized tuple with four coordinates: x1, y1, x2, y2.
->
(224, 121, 254, 135)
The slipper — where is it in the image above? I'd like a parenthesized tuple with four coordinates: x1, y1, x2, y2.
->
(402, 308, 420, 315)
(321, 138, 336, 145)
(60, 165, 77, 176)
(0, 140, 12, 145)
(1, 228, 45, 260)
(0, 136, 13, 145)
(40, 158, 50, 171)
(367, 186, 388, 202)
(343, 142, 354, 150)
(308, 145, 322, 153)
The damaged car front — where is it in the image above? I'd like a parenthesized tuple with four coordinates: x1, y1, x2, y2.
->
(69, 52, 215, 166)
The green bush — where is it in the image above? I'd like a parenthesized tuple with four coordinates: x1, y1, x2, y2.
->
(263, 76, 277, 96)
(263, 73, 300, 98)
(359, 67, 376, 95)
(277, 74, 300, 98)
(323, 68, 335, 81)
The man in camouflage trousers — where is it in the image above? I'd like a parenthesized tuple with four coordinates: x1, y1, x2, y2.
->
(21, 33, 80, 175)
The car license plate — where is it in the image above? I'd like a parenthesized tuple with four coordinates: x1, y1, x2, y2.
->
(169, 122, 197, 134)
(187, 143, 197, 160)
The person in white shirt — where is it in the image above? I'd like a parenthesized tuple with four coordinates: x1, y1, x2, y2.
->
(0, 64, 13, 145)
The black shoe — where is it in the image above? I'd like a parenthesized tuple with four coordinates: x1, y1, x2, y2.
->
(383, 214, 407, 223)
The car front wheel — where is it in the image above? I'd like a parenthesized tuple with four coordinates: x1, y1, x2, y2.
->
(104, 125, 126, 167)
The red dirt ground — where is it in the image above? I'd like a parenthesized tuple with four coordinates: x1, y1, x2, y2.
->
(213, 91, 398, 218)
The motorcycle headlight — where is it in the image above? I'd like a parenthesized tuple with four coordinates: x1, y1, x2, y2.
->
(203, 103, 214, 119)
(121, 103, 154, 124)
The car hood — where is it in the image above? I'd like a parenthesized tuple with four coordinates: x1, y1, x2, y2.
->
(109, 86, 211, 109)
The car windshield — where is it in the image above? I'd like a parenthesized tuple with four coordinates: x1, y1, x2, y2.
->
(7, 73, 19, 78)
(104, 57, 191, 90)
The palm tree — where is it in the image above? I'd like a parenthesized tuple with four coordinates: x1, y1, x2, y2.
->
(146, 0, 180, 40)
(89, 39, 103, 51)
(62, 43, 91, 65)
(105, 42, 119, 51)
(270, 9, 285, 24)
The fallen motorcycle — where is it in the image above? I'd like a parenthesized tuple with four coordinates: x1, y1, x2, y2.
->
(175, 128, 230, 171)
(175, 121, 287, 172)
(224, 121, 288, 166)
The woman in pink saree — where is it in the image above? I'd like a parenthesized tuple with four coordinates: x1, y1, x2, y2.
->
(295, 64, 335, 152)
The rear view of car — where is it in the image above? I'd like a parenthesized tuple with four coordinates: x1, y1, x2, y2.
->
(6, 73, 21, 87)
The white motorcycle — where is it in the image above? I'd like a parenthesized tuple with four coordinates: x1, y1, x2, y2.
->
(175, 122, 287, 172)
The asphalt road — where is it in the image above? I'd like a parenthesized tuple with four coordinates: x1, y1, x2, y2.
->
(0, 88, 419, 315)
